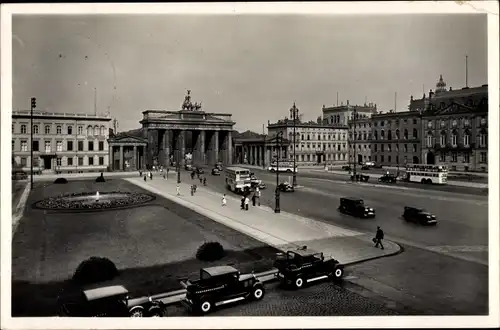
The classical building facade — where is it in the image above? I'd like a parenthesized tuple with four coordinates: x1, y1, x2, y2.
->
(348, 115, 373, 165)
(267, 104, 349, 166)
(233, 130, 290, 167)
(368, 111, 422, 167)
(322, 101, 378, 126)
(12, 110, 112, 174)
(107, 90, 235, 171)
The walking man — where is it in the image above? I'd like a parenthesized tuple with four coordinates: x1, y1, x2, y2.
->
(221, 194, 227, 206)
(244, 196, 250, 211)
(374, 226, 384, 250)
(255, 187, 261, 206)
(240, 195, 245, 210)
(176, 184, 180, 196)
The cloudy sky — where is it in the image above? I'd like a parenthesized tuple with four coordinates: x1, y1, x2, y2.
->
(12, 14, 487, 133)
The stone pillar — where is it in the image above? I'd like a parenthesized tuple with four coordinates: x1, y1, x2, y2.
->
(176, 130, 186, 166)
(109, 145, 114, 171)
(119, 145, 124, 171)
(133, 145, 137, 170)
(146, 129, 155, 168)
(198, 130, 206, 165)
(213, 131, 219, 165)
(163, 130, 171, 167)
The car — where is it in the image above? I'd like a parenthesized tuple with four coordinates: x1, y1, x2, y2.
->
(57, 284, 165, 317)
(195, 167, 204, 174)
(274, 246, 344, 289)
(185, 164, 193, 171)
(361, 165, 370, 170)
(351, 173, 370, 182)
(364, 161, 375, 167)
(338, 197, 375, 218)
(373, 163, 383, 169)
(278, 182, 294, 192)
(181, 265, 265, 315)
(215, 162, 223, 171)
(341, 165, 352, 171)
(378, 173, 397, 183)
(12, 171, 28, 180)
(403, 206, 438, 225)
(249, 173, 266, 189)
(211, 168, 221, 176)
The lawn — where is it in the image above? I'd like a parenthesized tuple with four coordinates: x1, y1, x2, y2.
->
(12, 178, 279, 316)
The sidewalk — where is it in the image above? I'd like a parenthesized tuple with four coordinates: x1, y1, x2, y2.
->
(125, 176, 401, 265)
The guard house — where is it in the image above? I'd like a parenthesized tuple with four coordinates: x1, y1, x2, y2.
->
(233, 130, 290, 166)
(107, 129, 148, 171)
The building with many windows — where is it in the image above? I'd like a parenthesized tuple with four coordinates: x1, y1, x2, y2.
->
(322, 100, 378, 126)
(12, 110, 112, 174)
(267, 104, 349, 166)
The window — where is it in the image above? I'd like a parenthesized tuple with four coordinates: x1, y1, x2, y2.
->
(464, 153, 470, 163)
(413, 118, 417, 125)
(440, 152, 446, 162)
(413, 144, 417, 152)
(67, 126, 73, 135)
(12, 124, 14, 133)
(87, 126, 93, 136)
(33, 125, 39, 134)
(56, 141, 63, 152)
(21, 125, 27, 134)
(56, 126, 62, 134)
(12, 140, 15, 151)
(21, 140, 28, 151)
(380, 121, 385, 127)
(480, 133, 487, 147)
(451, 152, 457, 162)
(67, 157, 73, 166)
(307, 135, 310, 140)
(56, 157, 62, 166)
(20, 157, 27, 166)
(374, 144, 378, 152)
(380, 130, 385, 140)
(387, 130, 392, 141)
(480, 152, 487, 163)
(381, 155, 384, 162)
(67, 141, 73, 151)
(388, 156, 392, 162)
(99, 157, 104, 165)
(45, 125, 51, 134)
(451, 133, 457, 147)
(88, 156, 94, 166)
(374, 155, 378, 162)
(395, 143, 399, 151)
(381, 144, 385, 152)
(395, 129, 400, 139)
(404, 129, 408, 140)
(45, 141, 51, 152)
(88, 141, 94, 151)
(464, 134, 470, 147)
(78, 126, 83, 135)
(388, 144, 391, 152)
(78, 141, 84, 151)
(78, 157, 84, 166)
(427, 135, 433, 147)
(404, 144, 408, 152)
(413, 128, 418, 139)
(396, 156, 399, 165)
(301, 134, 304, 140)
(440, 133, 446, 147)
(94, 125, 99, 136)
(32, 141, 39, 151)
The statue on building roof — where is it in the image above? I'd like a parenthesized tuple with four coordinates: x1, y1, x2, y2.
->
(181, 89, 203, 111)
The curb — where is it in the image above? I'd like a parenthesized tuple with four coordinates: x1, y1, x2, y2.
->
(12, 182, 31, 235)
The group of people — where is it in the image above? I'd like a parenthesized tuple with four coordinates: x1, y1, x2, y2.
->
(140, 166, 170, 181)
(238, 187, 261, 211)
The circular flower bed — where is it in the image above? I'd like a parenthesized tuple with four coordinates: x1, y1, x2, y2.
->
(34, 191, 155, 211)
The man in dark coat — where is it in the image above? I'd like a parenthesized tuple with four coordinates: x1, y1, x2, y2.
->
(374, 226, 384, 250)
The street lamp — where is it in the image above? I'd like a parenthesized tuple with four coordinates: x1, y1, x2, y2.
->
(274, 131, 284, 213)
(291, 102, 298, 187)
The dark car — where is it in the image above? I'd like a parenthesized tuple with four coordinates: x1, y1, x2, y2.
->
(278, 182, 294, 192)
(378, 174, 397, 183)
(57, 284, 165, 317)
(181, 265, 265, 315)
(342, 165, 352, 171)
(373, 163, 383, 169)
(403, 206, 438, 225)
(338, 197, 375, 218)
(274, 247, 344, 289)
(12, 171, 28, 180)
(215, 163, 223, 171)
(361, 165, 370, 170)
(185, 164, 193, 171)
(196, 167, 204, 174)
(211, 168, 220, 176)
(250, 173, 266, 189)
(351, 173, 370, 182)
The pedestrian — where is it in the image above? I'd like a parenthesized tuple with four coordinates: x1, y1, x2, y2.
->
(244, 196, 250, 211)
(241, 195, 245, 210)
(150, 172, 153, 180)
(139, 170, 142, 177)
(252, 194, 256, 206)
(163, 173, 166, 179)
(374, 226, 384, 250)
(203, 177, 207, 186)
(199, 176, 203, 184)
(190, 185, 194, 196)
(221, 194, 227, 206)
(144, 174, 147, 182)
(191, 171, 195, 180)
(255, 187, 261, 206)
(176, 185, 180, 196)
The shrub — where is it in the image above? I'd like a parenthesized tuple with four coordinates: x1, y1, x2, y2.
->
(54, 178, 68, 184)
(72, 256, 119, 286)
(196, 242, 226, 262)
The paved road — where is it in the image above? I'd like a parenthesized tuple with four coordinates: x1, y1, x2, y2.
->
(198, 168, 488, 265)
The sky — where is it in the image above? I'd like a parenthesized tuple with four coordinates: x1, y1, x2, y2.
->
(12, 14, 488, 133)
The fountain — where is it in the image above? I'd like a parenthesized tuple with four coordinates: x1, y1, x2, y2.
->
(96, 191, 100, 202)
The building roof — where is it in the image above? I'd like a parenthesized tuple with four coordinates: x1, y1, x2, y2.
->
(268, 120, 347, 129)
(12, 110, 112, 121)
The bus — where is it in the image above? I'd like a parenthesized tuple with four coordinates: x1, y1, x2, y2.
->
(268, 160, 298, 173)
(405, 164, 448, 185)
(224, 166, 252, 193)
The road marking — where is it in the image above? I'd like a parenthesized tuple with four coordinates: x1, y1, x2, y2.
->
(427, 245, 488, 253)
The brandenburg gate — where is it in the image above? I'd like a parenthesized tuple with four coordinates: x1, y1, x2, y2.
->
(140, 90, 235, 168)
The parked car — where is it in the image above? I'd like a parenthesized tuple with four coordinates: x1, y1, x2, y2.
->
(215, 162, 223, 171)
(364, 161, 375, 167)
(373, 163, 383, 169)
(211, 168, 221, 176)
(341, 165, 352, 171)
(57, 284, 165, 317)
(250, 173, 266, 189)
(181, 265, 265, 315)
(338, 197, 375, 218)
(278, 182, 294, 192)
(12, 171, 28, 180)
(361, 165, 370, 170)
(378, 173, 397, 183)
(351, 173, 370, 182)
(274, 247, 344, 289)
(185, 164, 193, 171)
(403, 206, 438, 225)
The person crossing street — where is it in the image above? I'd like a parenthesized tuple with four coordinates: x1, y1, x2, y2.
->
(374, 226, 384, 250)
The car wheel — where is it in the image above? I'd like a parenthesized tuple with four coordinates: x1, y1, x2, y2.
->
(199, 300, 212, 314)
(332, 267, 344, 280)
(149, 308, 163, 317)
(130, 308, 144, 317)
(294, 277, 304, 289)
(253, 286, 265, 300)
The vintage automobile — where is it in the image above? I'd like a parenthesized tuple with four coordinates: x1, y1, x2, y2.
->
(341, 165, 352, 171)
(215, 162, 223, 171)
(181, 265, 265, 315)
(351, 173, 370, 182)
(378, 173, 397, 183)
(185, 164, 193, 171)
(274, 246, 344, 289)
(57, 284, 165, 317)
(403, 206, 438, 225)
(211, 168, 221, 176)
(338, 197, 375, 218)
(360, 165, 370, 170)
(278, 182, 294, 192)
(195, 167, 204, 174)
(12, 171, 28, 180)
(249, 173, 266, 189)
(364, 161, 375, 167)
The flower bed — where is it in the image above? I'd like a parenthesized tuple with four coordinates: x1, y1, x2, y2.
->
(34, 191, 155, 211)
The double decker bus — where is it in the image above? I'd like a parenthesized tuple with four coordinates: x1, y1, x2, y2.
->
(224, 166, 252, 193)
(268, 160, 298, 173)
(405, 164, 448, 185)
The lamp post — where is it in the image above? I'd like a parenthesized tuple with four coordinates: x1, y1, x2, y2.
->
(176, 149, 181, 184)
(396, 118, 400, 177)
(274, 131, 284, 213)
(291, 102, 298, 187)
(352, 108, 358, 180)
(30, 97, 36, 190)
